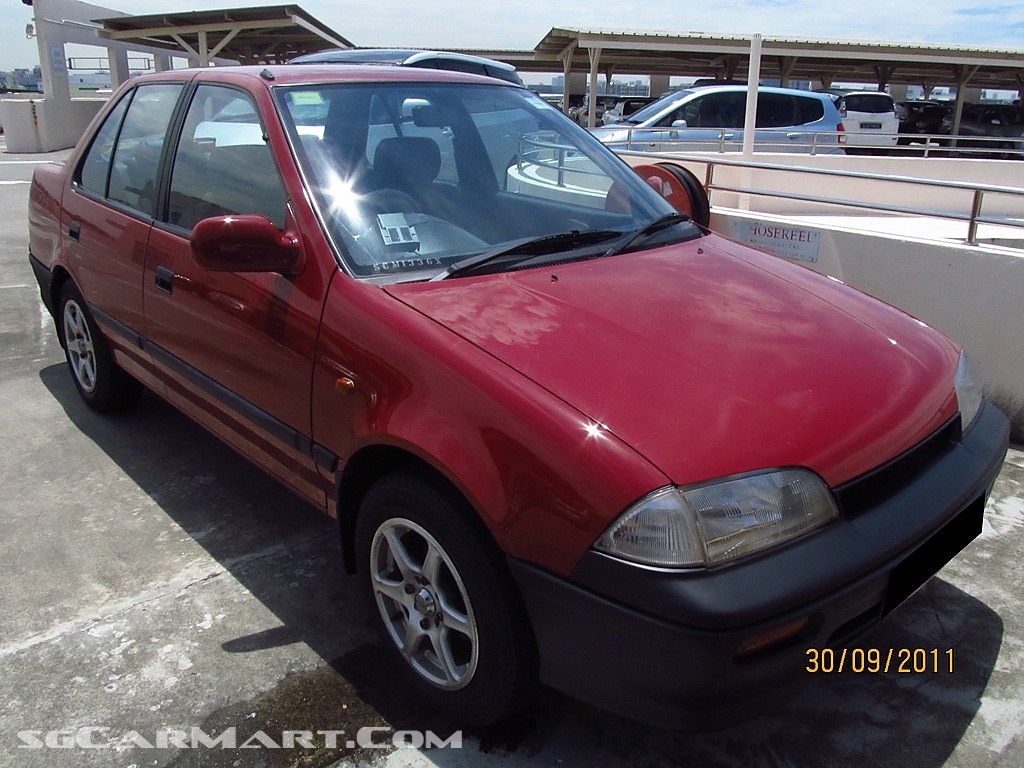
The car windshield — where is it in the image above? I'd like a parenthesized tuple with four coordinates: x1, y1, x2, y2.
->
(274, 82, 688, 281)
(622, 90, 694, 124)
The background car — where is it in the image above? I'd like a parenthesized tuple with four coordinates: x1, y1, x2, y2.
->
(592, 84, 844, 153)
(569, 94, 621, 125)
(823, 90, 900, 152)
(898, 100, 950, 140)
(601, 96, 657, 125)
(944, 103, 1024, 158)
(289, 47, 523, 85)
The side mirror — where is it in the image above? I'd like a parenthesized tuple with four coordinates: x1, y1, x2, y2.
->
(191, 215, 304, 275)
(671, 119, 689, 128)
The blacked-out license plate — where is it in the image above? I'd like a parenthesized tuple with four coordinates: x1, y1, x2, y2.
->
(883, 496, 984, 615)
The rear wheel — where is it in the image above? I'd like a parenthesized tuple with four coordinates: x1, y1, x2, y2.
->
(59, 282, 142, 412)
(356, 471, 538, 724)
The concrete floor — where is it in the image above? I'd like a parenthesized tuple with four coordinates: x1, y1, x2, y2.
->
(1, 140, 1022, 768)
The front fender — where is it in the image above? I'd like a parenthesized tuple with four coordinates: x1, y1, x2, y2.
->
(312, 278, 668, 576)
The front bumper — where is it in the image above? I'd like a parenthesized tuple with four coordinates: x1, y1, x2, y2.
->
(509, 401, 1009, 729)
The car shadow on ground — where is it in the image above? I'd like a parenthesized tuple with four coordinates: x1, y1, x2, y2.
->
(40, 364, 1004, 768)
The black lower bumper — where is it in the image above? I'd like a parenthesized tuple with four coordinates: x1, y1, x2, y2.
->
(509, 401, 1009, 729)
(29, 252, 55, 316)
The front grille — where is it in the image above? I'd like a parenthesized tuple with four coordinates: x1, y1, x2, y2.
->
(834, 416, 961, 518)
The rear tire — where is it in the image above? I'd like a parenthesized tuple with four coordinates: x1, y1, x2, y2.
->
(356, 470, 538, 725)
(58, 282, 142, 412)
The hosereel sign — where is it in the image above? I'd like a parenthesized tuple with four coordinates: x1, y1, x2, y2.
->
(733, 221, 821, 263)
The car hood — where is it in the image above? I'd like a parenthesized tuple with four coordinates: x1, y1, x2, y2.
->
(386, 234, 959, 488)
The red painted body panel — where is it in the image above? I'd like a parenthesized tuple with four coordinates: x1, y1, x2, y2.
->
(143, 217, 328, 506)
(311, 275, 669, 574)
(389, 235, 959, 489)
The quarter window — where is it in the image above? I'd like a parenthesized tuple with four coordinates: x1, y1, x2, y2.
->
(77, 94, 131, 196)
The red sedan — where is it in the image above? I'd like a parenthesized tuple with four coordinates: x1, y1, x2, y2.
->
(28, 64, 1008, 728)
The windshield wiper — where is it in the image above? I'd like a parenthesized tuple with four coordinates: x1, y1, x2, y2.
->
(599, 212, 692, 259)
(431, 229, 621, 281)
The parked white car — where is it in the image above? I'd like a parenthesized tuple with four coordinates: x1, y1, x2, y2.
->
(826, 91, 900, 150)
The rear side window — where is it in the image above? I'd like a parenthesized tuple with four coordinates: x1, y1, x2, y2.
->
(792, 95, 826, 125)
(168, 84, 287, 231)
(106, 84, 183, 216)
(75, 83, 183, 216)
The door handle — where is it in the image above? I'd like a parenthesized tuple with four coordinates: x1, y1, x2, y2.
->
(68, 221, 81, 241)
(154, 266, 175, 294)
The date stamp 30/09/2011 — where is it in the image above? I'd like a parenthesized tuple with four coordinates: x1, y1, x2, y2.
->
(805, 648, 956, 674)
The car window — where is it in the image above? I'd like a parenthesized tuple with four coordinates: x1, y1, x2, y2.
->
(842, 94, 894, 114)
(756, 93, 799, 128)
(168, 85, 287, 231)
(77, 92, 132, 196)
(105, 84, 183, 217)
(276, 82, 679, 281)
(691, 92, 744, 128)
(791, 95, 826, 125)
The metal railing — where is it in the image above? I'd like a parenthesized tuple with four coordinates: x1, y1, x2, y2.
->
(517, 133, 605, 188)
(620, 150, 1024, 246)
(605, 128, 1024, 159)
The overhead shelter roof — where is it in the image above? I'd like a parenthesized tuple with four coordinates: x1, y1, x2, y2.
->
(533, 28, 1024, 90)
(95, 4, 352, 66)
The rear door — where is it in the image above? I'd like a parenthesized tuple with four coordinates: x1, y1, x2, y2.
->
(62, 81, 185, 380)
(143, 82, 330, 505)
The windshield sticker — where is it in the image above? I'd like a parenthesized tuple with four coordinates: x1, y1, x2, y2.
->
(377, 213, 421, 250)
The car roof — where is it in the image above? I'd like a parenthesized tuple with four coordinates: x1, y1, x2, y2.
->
(125, 63, 515, 89)
(287, 47, 522, 85)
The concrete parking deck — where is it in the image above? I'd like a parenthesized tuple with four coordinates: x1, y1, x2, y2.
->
(1, 141, 1022, 768)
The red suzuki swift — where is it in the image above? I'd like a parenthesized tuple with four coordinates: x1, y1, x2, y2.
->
(29, 65, 1009, 728)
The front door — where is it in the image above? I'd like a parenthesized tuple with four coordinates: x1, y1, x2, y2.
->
(143, 83, 329, 505)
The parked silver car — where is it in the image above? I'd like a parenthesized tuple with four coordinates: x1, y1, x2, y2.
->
(591, 85, 844, 153)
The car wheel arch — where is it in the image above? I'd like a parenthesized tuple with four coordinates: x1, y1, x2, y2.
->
(335, 444, 500, 575)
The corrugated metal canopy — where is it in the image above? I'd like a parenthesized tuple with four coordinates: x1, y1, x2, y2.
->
(533, 27, 1024, 90)
(95, 4, 352, 66)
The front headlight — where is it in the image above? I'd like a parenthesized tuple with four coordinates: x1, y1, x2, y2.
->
(954, 352, 983, 432)
(595, 469, 839, 568)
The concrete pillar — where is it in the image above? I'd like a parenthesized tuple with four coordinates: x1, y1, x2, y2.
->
(154, 53, 173, 72)
(34, 1, 71, 105)
(649, 75, 670, 97)
(889, 84, 909, 101)
(587, 47, 601, 128)
(108, 46, 130, 89)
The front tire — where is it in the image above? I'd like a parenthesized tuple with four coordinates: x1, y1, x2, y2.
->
(356, 471, 538, 725)
(59, 282, 142, 412)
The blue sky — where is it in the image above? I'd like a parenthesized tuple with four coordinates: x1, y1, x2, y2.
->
(4, 0, 1023, 72)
